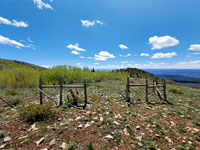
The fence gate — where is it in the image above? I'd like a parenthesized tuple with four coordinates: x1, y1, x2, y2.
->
(126, 77, 172, 105)
(38, 77, 88, 109)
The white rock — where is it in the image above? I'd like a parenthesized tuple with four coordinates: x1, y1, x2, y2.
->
(0, 144, 6, 149)
(138, 142, 143, 147)
(36, 137, 45, 146)
(124, 128, 130, 136)
(106, 112, 109, 115)
(135, 136, 142, 142)
(113, 121, 120, 126)
(49, 138, 56, 146)
(41, 148, 48, 150)
(29, 124, 38, 131)
(104, 135, 113, 139)
(78, 124, 83, 129)
(136, 126, 140, 130)
(60, 142, 67, 149)
(91, 121, 95, 124)
(4, 136, 11, 142)
(75, 116, 82, 121)
(85, 123, 90, 128)
(100, 117, 104, 122)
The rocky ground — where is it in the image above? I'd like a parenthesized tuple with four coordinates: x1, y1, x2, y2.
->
(0, 79, 200, 150)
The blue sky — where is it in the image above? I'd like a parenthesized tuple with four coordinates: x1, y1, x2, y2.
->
(0, 0, 200, 69)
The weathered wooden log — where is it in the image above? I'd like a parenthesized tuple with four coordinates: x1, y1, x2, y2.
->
(83, 79, 87, 109)
(59, 77, 63, 106)
(145, 79, 149, 103)
(36, 88, 58, 104)
(42, 85, 84, 88)
(126, 77, 130, 103)
(0, 97, 14, 108)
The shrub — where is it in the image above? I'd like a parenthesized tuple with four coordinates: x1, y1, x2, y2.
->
(87, 143, 94, 150)
(6, 89, 19, 96)
(169, 88, 183, 95)
(19, 103, 60, 124)
(0, 130, 5, 138)
(8, 97, 23, 106)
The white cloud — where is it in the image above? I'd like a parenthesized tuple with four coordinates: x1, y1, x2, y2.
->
(94, 63, 99, 65)
(119, 44, 128, 49)
(0, 35, 26, 48)
(151, 52, 177, 59)
(188, 44, 200, 51)
(94, 51, 115, 61)
(66, 43, 86, 52)
(81, 20, 104, 27)
(140, 53, 149, 57)
(149, 36, 179, 50)
(41, 65, 50, 68)
(33, 0, 53, 10)
(76, 63, 81, 66)
(71, 51, 80, 55)
(119, 53, 132, 57)
(80, 56, 85, 59)
(121, 61, 128, 64)
(0, 16, 28, 28)
(188, 52, 200, 55)
(87, 57, 92, 59)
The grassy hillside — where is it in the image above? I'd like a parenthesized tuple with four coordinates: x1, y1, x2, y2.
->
(0, 58, 45, 70)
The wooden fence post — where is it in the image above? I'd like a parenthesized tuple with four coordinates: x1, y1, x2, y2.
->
(59, 77, 63, 106)
(153, 80, 155, 94)
(39, 77, 43, 105)
(126, 77, 130, 103)
(145, 78, 149, 103)
(163, 80, 167, 102)
(83, 79, 87, 109)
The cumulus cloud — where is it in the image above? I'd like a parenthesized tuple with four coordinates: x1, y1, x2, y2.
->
(81, 20, 104, 27)
(71, 51, 80, 55)
(66, 43, 86, 52)
(0, 16, 28, 28)
(119, 53, 132, 57)
(119, 44, 128, 49)
(94, 51, 115, 61)
(149, 36, 179, 50)
(33, 0, 53, 10)
(40, 65, 51, 68)
(140, 53, 149, 57)
(0, 35, 27, 48)
(121, 61, 128, 64)
(188, 44, 200, 51)
(151, 52, 177, 59)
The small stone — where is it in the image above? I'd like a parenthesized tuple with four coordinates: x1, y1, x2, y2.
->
(75, 116, 82, 121)
(124, 128, 130, 136)
(165, 136, 173, 144)
(28, 124, 38, 131)
(78, 124, 83, 129)
(60, 142, 67, 149)
(136, 126, 140, 130)
(113, 121, 120, 126)
(36, 137, 45, 146)
(0, 144, 6, 149)
(100, 117, 104, 122)
(85, 123, 90, 128)
(4, 136, 11, 142)
(135, 136, 142, 142)
(91, 120, 94, 124)
(106, 112, 109, 115)
(49, 138, 56, 146)
(41, 149, 48, 150)
(170, 121, 175, 126)
(58, 118, 62, 121)
(138, 142, 143, 147)
(104, 135, 113, 139)
(155, 134, 160, 138)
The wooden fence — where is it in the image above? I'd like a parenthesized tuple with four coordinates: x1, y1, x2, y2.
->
(38, 77, 88, 109)
(126, 77, 171, 105)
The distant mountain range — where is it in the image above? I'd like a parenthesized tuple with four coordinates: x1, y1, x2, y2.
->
(144, 69, 200, 88)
